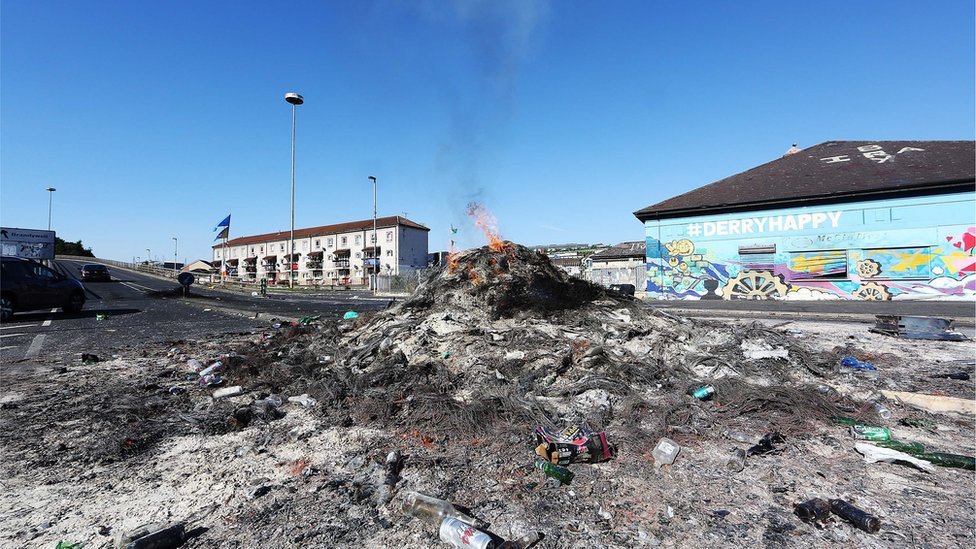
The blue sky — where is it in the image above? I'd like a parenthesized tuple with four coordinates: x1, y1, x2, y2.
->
(2, 0, 974, 263)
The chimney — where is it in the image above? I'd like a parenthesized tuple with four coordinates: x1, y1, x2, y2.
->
(784, 143, 801, 156)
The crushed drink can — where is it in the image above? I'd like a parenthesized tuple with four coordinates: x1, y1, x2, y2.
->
(851, 425, 891, 441)
(439, 517, 495, 549)
(692, 385, 715, 400)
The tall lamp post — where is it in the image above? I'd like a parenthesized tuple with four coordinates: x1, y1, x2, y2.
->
(172, 237, 178, 276)
(146, 248, 151, 267)
(368, 176, 377, 294)
(284, 92, 304, 289)
(45, 187, 57, 231)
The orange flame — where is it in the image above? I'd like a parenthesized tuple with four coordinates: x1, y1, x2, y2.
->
(466, 202, 507, 252)
(467, 262, 481, 285)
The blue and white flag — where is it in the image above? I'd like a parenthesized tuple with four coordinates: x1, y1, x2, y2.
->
(214, 215, 230, 241)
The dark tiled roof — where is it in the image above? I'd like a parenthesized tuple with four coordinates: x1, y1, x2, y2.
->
(590, 241, 646, 260)
(635, 141, 975, 221)
(551, 257, 582, 267)
(215, 216, 429, 248)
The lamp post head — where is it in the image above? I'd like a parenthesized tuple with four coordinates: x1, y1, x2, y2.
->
(368, 176, 376, 183)
(284, 92, 304, 106)
(46, 187, 56, 192)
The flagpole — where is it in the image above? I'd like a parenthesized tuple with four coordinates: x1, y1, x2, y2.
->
(221, 236, 227, 286)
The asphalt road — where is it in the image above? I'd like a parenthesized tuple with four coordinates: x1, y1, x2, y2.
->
(0, 260, 391, 365)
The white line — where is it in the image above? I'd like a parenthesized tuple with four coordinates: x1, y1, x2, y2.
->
(25, 334, 46, 358)
(42, 308, 56, 327)
(0, 324, 36, 330)
(121, 281, 159, 292)
(0, 345, 18, 351)
(0, 333, 25, 339)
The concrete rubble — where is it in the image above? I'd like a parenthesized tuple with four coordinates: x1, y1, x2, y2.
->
(1, 243, 974, 548)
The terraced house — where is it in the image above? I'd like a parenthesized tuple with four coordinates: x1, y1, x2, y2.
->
(635, 141, 975, 301)
(212, 216, 429, 286)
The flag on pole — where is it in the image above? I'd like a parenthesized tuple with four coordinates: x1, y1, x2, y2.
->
(213, 215, 231, 241)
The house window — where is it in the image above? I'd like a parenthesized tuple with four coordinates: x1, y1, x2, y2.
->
(355, 252, 361, 259)
(280, 244, 285, 252)
(788, 250, 847, 279)
(386, 250, 393, 257)
(327, 238, 333, 247)
(386, 231, 393, 242)
(250, 247, 254, 255)
(341, 236, 347, 245)
(302, 241, 308, 250)
(260, 246, 264, 253)
(315, 239, 320, 249)
(355, 235, 361, 245)
(370, 233, 376, 243)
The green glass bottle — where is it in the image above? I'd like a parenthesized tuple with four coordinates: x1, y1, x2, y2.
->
(877, 440, 925, 454)
(914, 452, 976, 470)
(534, 458, 574, 485)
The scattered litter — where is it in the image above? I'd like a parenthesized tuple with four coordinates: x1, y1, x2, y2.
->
(872, 402, 892, 420)
(533, 457, 574, 485)
(740, 340, 790, 360)
(855, 442, 936, 472)
(299, 315, 321, 325)
(123, 522, 186, 549)
(829, 498, 881, 533)
(198, 373, 223, 387)
(840, 356, 876, 370)
(95, 313, 108, 321)
(202, 308, 212, 312)
(55, 542, 81, 549)
(198, 361, 222, 377)
(871, 314, 969, 341)
(851, 425, 891, 441)
(186, 359, 203, 372)
(168, 386, 185, 395)
(213, 385, 243, 399)
(534, 425, 614, 465)
(793, 497, 831, 523)
(440, 516, 494, 549)
(402, 491, 478, 526)
(287, 394, 317, 407)
(692, 384, 715, 400)
(880, 390, 976, 416)
(343, 311, 360, 320)
(746, 432, 785, 457)
(81, 353, 100, 364)
(651, 437, 680, 468)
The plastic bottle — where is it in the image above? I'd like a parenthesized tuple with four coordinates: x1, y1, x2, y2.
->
(533, 458, 574, 485)
(439, 517, 495, 549)
(402, 491, 477, 526)
(652, 438, 680, 467)
(725, 448, 747, 473)
(872, 402, 892, 420)
(829, 498, 881, 533)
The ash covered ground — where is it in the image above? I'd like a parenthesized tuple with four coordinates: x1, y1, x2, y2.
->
(2, 244, 974, 548)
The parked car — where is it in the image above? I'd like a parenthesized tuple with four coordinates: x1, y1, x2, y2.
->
(0, 256, 86, 321)
(608, 283, 636, 297)
(79, 263, 111, 282)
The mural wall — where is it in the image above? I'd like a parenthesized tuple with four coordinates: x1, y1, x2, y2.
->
(644, 192, 975, 300)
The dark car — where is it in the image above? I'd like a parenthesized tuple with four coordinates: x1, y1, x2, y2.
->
(608, 283, 636, 297)
(0, 256, 86, 321)
(79, 263, 112, 282)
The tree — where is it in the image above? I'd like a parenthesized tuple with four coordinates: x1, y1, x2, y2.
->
(55, 237, 95, 257)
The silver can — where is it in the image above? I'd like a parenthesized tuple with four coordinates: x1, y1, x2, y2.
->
(439, 517, 495, 549)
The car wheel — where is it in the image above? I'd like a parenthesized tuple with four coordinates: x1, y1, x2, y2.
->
(63, 291, 85, 314)
(0, 294, 14, 322)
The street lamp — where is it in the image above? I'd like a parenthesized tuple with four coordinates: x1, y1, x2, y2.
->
(172, 237, 178, 276)
(368, 175, 377, 294)
(146, 248, 151, 267)
(45, 187, 56, 231)
(285, 92, 304, 289)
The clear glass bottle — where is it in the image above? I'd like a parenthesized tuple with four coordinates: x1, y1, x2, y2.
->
(402, 491, 477, 526)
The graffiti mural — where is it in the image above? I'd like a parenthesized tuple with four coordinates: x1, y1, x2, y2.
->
(644, 196, 976, 301)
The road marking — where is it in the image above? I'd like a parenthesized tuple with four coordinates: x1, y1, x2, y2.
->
(0, 333, 26, 339)
(0, 345, 18, 351)
(25, 334, 46, 358)
(42, 308, 57, 327)
(121, 281, 160, 292)
(0, 324, 36, 330)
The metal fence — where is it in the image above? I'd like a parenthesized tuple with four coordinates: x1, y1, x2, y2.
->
(375, 268, 434, 294)
(56, 255, 184, 279)
(589, 266, 647, 290)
